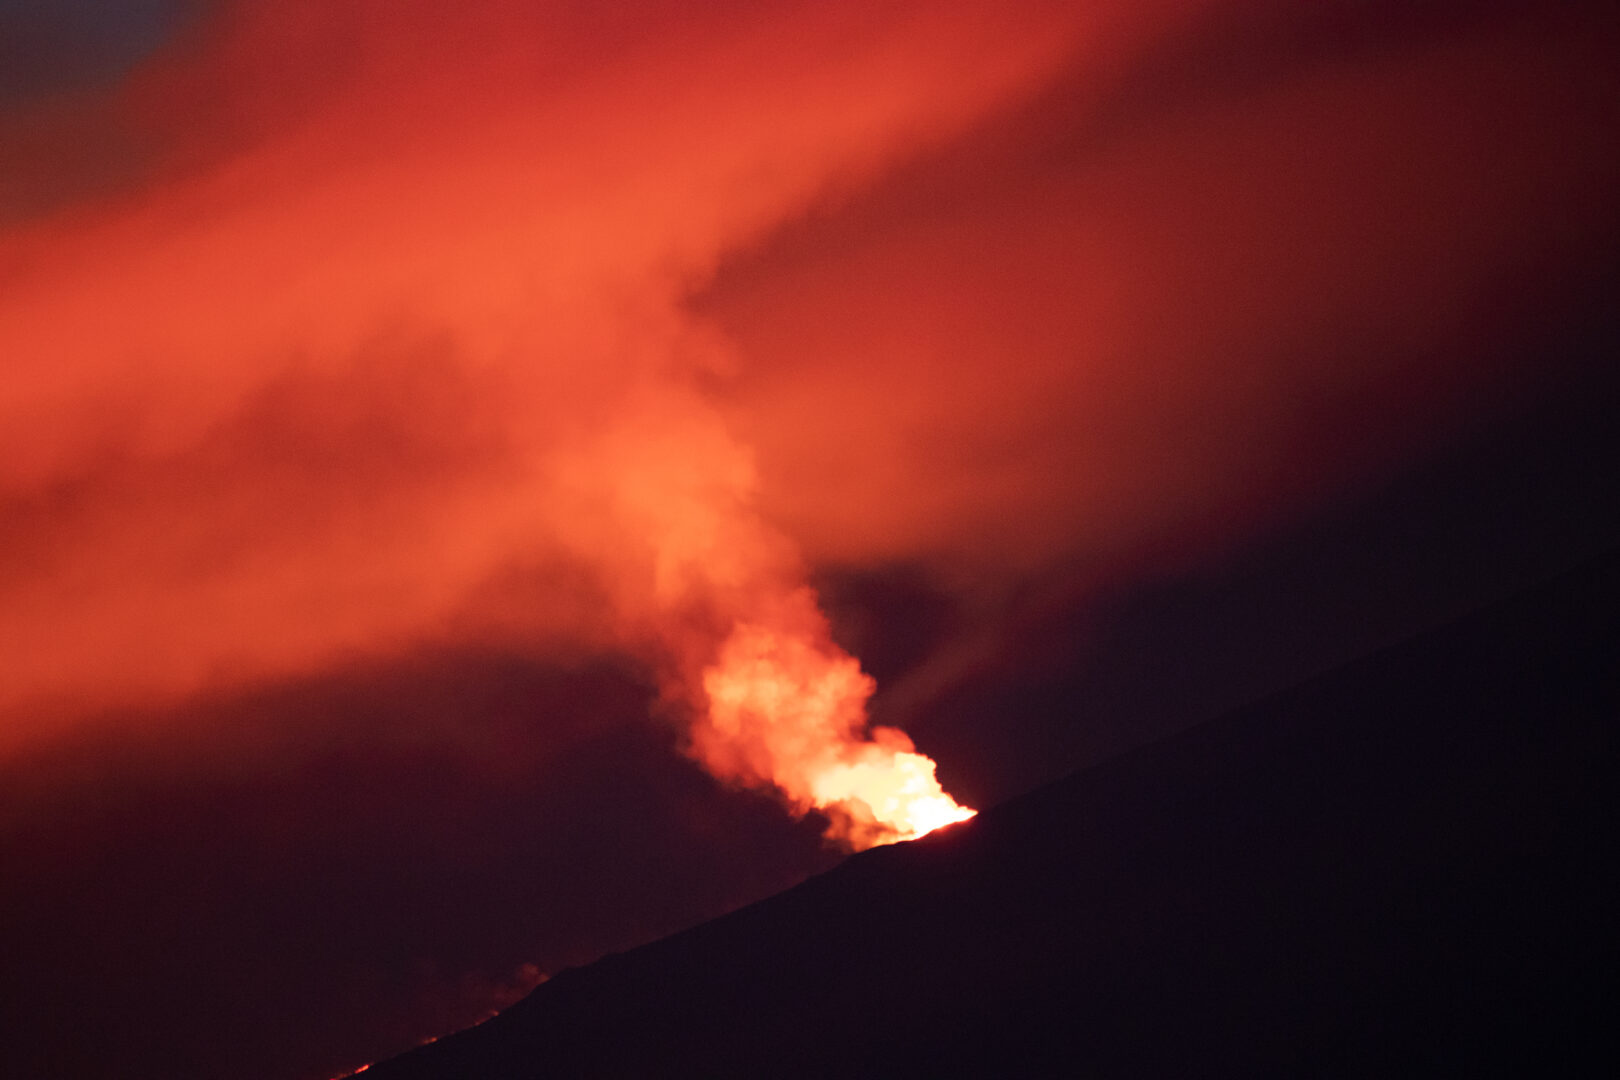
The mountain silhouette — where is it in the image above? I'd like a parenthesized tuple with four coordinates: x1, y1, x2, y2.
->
(362, 551, 1618, 1078)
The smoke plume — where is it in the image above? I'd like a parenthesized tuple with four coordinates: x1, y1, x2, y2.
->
(0, 0, 1119, 840)
(3, 0, 1616, 840)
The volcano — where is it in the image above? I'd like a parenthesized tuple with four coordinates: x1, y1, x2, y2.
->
(359, 550, 1618, 1078)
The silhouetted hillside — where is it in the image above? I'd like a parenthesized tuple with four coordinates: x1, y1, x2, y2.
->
(364, 552, 1619, 1078)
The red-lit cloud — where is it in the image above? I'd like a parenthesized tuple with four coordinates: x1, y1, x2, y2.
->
(0, 0, 1107, 746)
(2, 0, 1615, 774)
(704, 2, 1620, 583)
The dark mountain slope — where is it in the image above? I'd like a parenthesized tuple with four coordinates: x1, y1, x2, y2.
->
(364, 552, 1619, 1078)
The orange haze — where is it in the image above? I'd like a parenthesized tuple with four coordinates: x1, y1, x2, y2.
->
(0, 0, 1139, 841)
(3, 1, 1617, 840)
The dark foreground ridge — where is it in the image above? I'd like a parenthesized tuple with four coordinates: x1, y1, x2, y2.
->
(364, 553, 1619, 1078)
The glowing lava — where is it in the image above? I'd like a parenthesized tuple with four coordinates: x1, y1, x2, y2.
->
(692, 591, 975, 850)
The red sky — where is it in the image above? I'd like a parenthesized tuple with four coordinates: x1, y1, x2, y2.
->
(3, 2, 1618, 1077)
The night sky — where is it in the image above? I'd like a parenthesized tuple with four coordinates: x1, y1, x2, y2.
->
(3, 3, 1618, 1078)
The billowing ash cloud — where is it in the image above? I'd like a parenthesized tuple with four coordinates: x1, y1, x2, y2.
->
(2, 0, 1615, 825)
(2, 0, 1127, 842)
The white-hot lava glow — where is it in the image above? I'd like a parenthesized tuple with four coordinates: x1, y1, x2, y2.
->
(693, 591, 975, 850)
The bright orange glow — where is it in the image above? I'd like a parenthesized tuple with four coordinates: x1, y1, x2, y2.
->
(695, 590, 974, 850)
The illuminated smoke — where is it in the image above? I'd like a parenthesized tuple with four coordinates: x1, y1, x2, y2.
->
(696, 589, 975, 849)
(573, 395, 975, 848)
(0, 0, 1055, 835)
(5, 0, 1612, 823)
